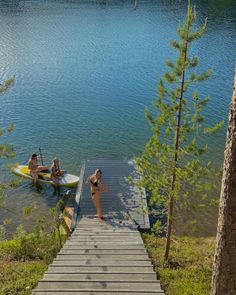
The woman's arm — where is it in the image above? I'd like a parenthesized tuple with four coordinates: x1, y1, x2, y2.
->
(86, 176, 98, 190)
(86, 176, 90, 184)
(86, 176, 92, 185)
(99, 180, 108, 192)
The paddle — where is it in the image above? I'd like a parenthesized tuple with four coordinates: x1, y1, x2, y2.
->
(38, 147, 44, 165)
(38, 147, 50, 174)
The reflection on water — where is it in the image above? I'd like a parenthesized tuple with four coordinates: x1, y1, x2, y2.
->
(0, 0, 235, 235)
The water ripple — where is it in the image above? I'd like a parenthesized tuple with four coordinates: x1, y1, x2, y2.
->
(0, 0, 235, 235)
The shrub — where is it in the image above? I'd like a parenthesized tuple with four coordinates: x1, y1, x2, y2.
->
(0, 230, 66, 263)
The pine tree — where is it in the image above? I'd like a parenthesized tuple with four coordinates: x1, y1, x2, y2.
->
(135, 2, 223, 260)
(0, 77, 15, 159)
(0, 77, 15, 238)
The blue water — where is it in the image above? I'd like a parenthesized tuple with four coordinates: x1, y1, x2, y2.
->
(0, 0, 236, 235)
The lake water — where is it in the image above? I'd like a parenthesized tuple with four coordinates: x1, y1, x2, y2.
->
(0, 0, 236, 236)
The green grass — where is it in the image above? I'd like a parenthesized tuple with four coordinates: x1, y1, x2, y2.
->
(142, 234, 215, 295)
(0, 231, 68, 294)
(0, 260, 47, 295)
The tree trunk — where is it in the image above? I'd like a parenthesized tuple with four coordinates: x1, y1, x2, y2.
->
(164, 14, 190, 261)
(211, 73, 236, 295)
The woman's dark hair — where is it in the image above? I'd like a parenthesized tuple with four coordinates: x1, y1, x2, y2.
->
(95, 169, 102, 175)
(31, 153, 37, 159)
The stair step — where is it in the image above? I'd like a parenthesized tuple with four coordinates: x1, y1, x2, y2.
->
(47, 266, 154, 273)
(32, 291, 165, 294)
(43, 273, 157, 281)
(68, 236, 142, 240)
(62, 245, 146, 250)
(51, 260, 152, 266)
(55, 254, 149, 260)
(35, 281, 162, 291)
(72, 234, 140, 237)
(64, 241, 143, 245)
(59, 249, 147, 255)
(67, 239, 143, 243)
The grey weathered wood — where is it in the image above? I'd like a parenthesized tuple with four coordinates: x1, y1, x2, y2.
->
(67, 238, 143, 242)
(36, 281, 162, 291)
(71, 161, 86, 230)
(47, 266, 155, 273)
(68, 234, 142, 239)
(74, 231, 140, 234)
(32, 160, 164, 295)
(64, 242, 144, 246)
(62, 245, 146, 250)
(64, 243, 144, 247)
(54, 254, 150, 260)
(59, 249, 147, 254)
(72, 231, 140, 234)
(33, 292, 164, 295)
(51, 260, 152, 266)
(43, 273, 158, 281)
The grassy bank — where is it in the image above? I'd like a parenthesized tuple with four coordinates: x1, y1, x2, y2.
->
(143, 234, 215, 295)
(0, 229, 215, 294)
(0, 260, 47, 294)
(0, 231, 67, 294)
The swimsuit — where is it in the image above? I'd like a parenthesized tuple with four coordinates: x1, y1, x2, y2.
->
(91, 180, 98, 196)
(51, 166, 61, 177)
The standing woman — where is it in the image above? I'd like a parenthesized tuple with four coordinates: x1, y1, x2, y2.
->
(86, 169, 108, 220)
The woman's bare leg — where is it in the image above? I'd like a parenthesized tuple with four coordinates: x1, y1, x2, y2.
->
(52, 176, 60, 194)
(38, 166, 49, 172)
(30, 171, 41, 190)
(92, 193, 103, 219)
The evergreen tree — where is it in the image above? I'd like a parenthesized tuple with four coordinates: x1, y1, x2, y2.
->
(0, 77, 15, 159)
(0, 77, 15, 237)
(135, 2, 223, 260)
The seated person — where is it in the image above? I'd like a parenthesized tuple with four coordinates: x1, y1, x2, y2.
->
(51, 158, 65, 189)
(28, 153, 49, 182)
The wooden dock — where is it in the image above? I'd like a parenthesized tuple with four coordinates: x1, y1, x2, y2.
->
(32, 160, 164, 295)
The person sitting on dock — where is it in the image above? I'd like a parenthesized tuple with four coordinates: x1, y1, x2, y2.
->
(28, 153, 49, 185)
(86, 169, 108, 220)
(51, 158, 65, 191)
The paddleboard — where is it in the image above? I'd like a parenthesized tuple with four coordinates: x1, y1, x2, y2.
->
(12, 165, 79, 188)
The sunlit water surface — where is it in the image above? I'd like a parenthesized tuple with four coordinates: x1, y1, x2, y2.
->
(0, 0, 235, 236)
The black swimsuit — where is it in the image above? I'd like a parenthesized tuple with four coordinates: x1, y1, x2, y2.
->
(91, 180, 98, 196)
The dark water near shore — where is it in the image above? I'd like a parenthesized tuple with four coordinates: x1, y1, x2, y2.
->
(0, 0, 235, 236)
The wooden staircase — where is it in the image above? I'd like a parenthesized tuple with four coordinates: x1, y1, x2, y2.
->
(32, 217, 164, 294)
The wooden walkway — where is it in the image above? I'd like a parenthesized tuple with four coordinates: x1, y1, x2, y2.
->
(32, 160, 164, 295)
